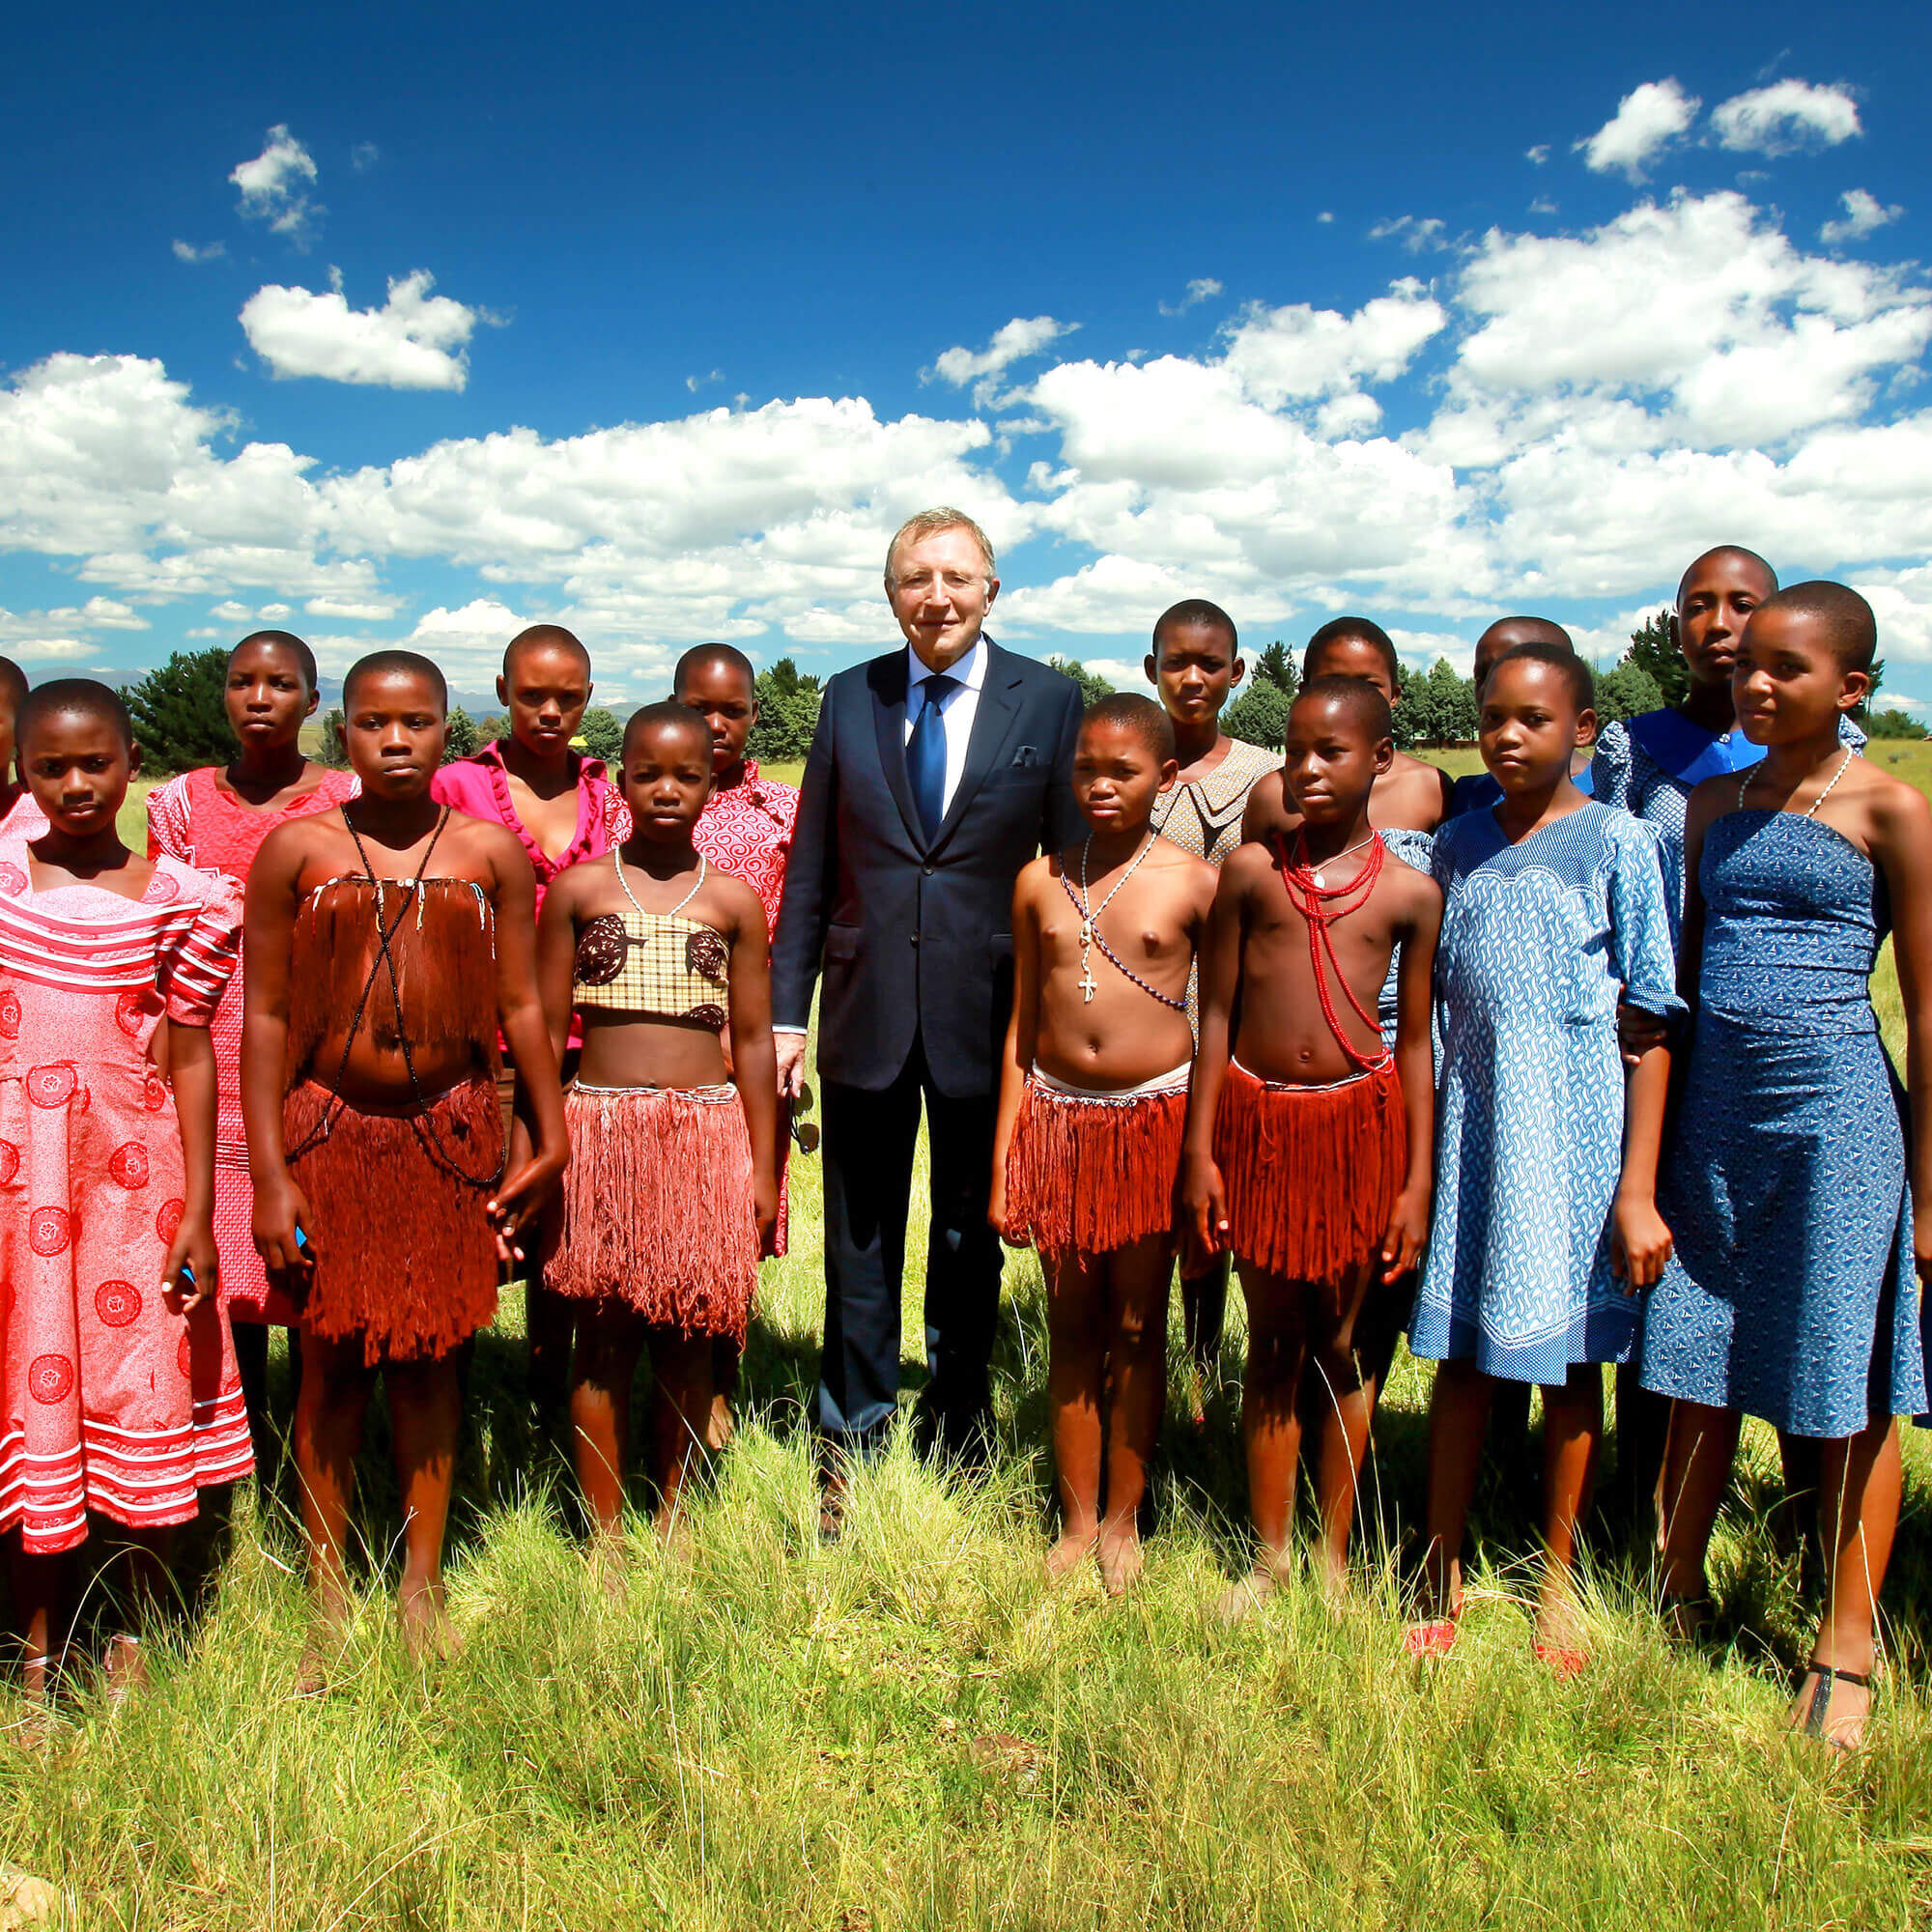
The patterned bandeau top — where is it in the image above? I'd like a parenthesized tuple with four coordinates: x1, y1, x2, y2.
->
(572, 852, 730, 1031)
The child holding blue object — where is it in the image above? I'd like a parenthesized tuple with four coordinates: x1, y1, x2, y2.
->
(1641, 583, 1930, 1753)
(1407, 644, 1681, 1672)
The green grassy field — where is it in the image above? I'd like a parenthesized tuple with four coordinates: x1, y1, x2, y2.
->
(17, 746, 1928, 1928)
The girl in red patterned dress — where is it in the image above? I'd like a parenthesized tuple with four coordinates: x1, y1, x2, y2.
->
(146, 631, 356, 1467)
(0, 681, 250, 1702)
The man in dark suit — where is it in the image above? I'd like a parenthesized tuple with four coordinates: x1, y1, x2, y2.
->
(771, 508, 1084, 1525)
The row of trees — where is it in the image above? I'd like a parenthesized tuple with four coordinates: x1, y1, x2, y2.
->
(108, 626, 1932, 775)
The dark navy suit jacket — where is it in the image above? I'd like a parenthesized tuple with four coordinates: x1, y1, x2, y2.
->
(771, 638, 1085, 1098)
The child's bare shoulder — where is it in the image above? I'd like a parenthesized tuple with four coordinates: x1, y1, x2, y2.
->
(1855, 759, 1932, 842)
(708, 868, 768, 934)
(1150, 834, 1218, 884)
(255, 808, 341, 875)
(1015, 850, 1058, 900)
(1218, 839, 1276, 895)
(1377, 850, 1442, 916)
(443, 809, 533, 882)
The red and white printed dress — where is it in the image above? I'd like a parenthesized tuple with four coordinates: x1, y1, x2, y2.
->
(148, 764, 358, 1323)
(0, 844, 253, 1553)
(694, 759, 799, 1256)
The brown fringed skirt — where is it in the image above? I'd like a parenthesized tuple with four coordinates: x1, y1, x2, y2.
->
(284, 1077, 503, 1364)
(544, 1083, 758, 1341)
(1002, 1065, 1189, 1259)
(1214, 1057, 1406, 1287)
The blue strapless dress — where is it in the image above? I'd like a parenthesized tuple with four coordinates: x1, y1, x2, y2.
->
(1641, 810, 1927, 1436)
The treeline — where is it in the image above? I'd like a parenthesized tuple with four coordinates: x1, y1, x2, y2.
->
(118, 647, 832, 775)
(111, 626, 1927, 775)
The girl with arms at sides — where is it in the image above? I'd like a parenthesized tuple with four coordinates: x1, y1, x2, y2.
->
(1641, 584, 1931, 1752)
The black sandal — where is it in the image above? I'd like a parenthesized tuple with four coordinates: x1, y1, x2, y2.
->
(1794, 1661, 1873, 1752)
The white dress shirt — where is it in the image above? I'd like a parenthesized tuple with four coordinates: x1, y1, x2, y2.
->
(775, 634, 989, 1038)
(904, 636, 985, 817)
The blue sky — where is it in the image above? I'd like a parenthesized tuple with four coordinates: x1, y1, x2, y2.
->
(6, 0, 1932, 706)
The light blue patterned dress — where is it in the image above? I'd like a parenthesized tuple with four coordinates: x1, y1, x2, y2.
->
(1639, 810, 1926, 1436)
(1592, 708, 1866, 941)
(1409, 803, 1683, 1383)
(1376, 826, 1435, 1051)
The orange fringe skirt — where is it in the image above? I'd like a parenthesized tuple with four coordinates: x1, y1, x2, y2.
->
(1002, 1065, 1189, 1258)
(544, 1083, 758, 1341)
(1214, 1058, 1406, 1286)
(284, 1077, 503, 1364)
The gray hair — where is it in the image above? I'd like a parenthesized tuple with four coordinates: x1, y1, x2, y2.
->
(883, 508, 997, 594)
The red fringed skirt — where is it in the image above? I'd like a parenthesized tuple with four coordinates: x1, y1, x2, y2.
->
(284, 1077, 503, 1364)
(1002, 1065, 1189, 1259)
(544, 1083, 759, 1341)
(1214, 1058, 1406, 1286)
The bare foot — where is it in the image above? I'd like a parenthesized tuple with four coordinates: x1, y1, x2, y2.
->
(1043, 1531, 1096, 1584)
(396, 1585, 457, 1665)
(293, 1644, 330, 1700)
(1215, 1568, 1276, 1627)
(652, 1509, 696, 1563)
(101, 1634, 148, 1705)
(704, 1392, 734, 1454)
(1097, 1528, 1143, 1598)
(1789, 1664, 1872, 1753)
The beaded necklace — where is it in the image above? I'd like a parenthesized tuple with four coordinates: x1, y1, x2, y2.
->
(1737, 746, 1853, 817)
(1060, 834, 1187, 1012)
(1273, 830, 1391, 1073)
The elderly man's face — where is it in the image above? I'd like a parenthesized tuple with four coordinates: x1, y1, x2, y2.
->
(889, 526, 998, 672)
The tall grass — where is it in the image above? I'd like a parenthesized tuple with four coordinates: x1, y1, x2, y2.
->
(5, 745, 1924, 1926)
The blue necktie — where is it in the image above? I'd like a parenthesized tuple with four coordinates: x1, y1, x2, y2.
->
(907, 672, 955, 841)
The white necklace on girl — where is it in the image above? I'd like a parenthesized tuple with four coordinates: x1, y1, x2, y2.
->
(1737, 747, 1853, 817)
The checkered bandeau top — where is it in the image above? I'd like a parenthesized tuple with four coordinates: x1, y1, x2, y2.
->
(572, 910, 730, 1031)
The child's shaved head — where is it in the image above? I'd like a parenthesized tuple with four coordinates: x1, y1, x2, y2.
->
(504, 624, 590, 676)
(1492, 641, 1594, 713)
(232, 629, 318, 691)
(1755, 581, 1877, 673)
(0, 658, 28, 711)
(623, 699, 712, 761)
(1081, 692, 1177, 762)
(1293, 674, 1394, 744)
(1679, 546, 1776, 606)
(672, 641, 756, 692)
(1304, 616, 1399, 686)
(1473, 615, 1574, 692)
(17, 677, 133, 751)
(344, 650, 448, 712)
(1151, 599, 1238, 660)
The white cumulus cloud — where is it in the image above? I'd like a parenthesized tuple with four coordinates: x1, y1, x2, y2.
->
(1159, 278, 1224, 316)
(1821, 187, 1903, 245)
(230, 125, 320, 242)
(1711, 79, 1861, 156)
(1577, 79, 1700, 180)
(240, 270, 481, 389)
(172, 240, 226, 265)
(926, 317, 1078, 405)
(1368, 215, 1448, 253)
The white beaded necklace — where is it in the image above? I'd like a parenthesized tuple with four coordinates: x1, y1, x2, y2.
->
(1069, 833, 1157, 1004)
(1737, 747, 1853, 818)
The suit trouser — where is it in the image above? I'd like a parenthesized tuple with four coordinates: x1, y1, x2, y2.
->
(815, 1035, 1004, 1453)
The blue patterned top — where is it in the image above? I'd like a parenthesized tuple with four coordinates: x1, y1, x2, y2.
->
(1448, 763, 1594, 819)
(1698, 810, 1889, 1036)
(1592, 707, 1866, 933)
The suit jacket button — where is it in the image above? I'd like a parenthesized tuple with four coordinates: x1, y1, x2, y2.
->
(910, 932, 920, 946)
(923, 864, 934, 877)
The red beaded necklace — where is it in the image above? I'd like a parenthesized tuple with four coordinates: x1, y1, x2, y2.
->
(1273, 830, 1391, 1073)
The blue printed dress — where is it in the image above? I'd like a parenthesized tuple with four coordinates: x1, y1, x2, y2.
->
(1592, 708, 1866, 940)
(1377, 826, 1435, 1051)
(1639, 810, 1926, 1436)
(1409, 803, 1683, 1383)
